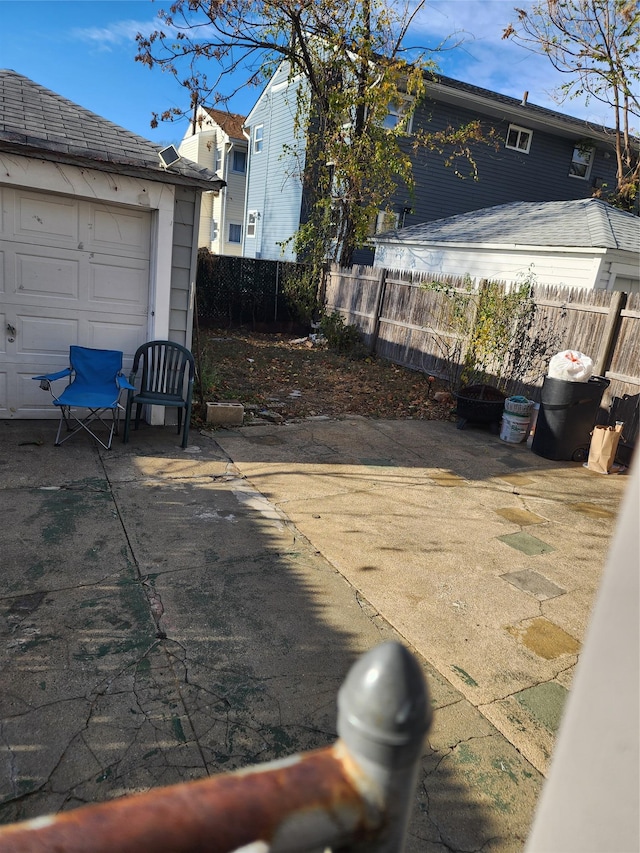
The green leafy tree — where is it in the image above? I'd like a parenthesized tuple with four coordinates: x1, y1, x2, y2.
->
(503, 0, 640, 211)
(136, 0, 491, 309)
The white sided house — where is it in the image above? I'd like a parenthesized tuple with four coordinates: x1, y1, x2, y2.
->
(178, 107, 248, 256)
(372, 199, 640, 293)
(0, 69, 223, 420)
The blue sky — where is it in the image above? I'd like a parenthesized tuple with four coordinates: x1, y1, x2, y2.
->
(1, 0, 617, 148)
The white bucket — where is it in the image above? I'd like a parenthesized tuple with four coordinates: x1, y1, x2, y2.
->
(500, 412, 530, 443)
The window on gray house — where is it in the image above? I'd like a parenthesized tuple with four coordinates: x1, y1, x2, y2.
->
(505, 124, 532, 154)
(253, 125, 263, 154)
(569, 145, 594, 179)
(228, 223, 242, 243)
(247, 212, 257, 237)
(232, 149, 247, 173)
(382, 98, 413, 133)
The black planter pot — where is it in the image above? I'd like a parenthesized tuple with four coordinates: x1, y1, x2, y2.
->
(455, 384, 506, 431)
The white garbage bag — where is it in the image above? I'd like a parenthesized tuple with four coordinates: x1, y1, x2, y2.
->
(547, 350, 594, 382)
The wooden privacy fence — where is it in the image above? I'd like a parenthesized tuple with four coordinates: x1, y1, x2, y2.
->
(324, 263, 640, 448)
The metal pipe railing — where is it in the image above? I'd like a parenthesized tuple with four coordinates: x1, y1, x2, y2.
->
(0, 642, 431, 853)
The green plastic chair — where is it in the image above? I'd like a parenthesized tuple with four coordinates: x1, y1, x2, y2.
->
(123, 341, 195, 448)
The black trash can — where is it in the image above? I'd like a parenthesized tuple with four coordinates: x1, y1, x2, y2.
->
(532, 375, 610, 461)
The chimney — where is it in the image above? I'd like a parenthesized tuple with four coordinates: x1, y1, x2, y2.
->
(521, 91, 529, 107)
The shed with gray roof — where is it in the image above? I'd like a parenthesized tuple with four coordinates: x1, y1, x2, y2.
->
(0, 69, 223, 422)
(372, 199, 639, 293)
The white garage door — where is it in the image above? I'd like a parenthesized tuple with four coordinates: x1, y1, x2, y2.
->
(0, 188, 151, 418)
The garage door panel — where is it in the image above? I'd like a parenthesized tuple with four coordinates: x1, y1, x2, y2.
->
(88, 206, 150, 258)
(0, 248, 5, 293)
(16, 191, 79, 244)
(3, 190, 151, 419)
(17, 370, 57, 415)
(19, 314, 79, 356)
(90, 258, 150, 309)
(87, 318, 148, 358)
(0, 371, 8, 417)
(16, 251, 80, 300)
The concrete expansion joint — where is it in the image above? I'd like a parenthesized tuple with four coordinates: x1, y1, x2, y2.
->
(476, 663, 576, 709)
(424, 733, 495, 778)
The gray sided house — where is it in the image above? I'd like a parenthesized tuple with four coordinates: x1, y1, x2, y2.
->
(372, 199, 640, 293)
(242, 68, 621, 264)
(0, 69, 223, 421)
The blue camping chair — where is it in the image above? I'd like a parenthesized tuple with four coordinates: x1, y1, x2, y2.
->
(123, 341, 195, 449)
(33, 346, 135, 450)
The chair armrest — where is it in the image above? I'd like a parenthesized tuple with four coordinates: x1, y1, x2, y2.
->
(32, 368, 72, 382)
(117, 374, 136, 391)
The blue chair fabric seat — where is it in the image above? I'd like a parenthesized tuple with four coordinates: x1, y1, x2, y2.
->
(123, 341, 195, 449)
(33, 346, 134, 450)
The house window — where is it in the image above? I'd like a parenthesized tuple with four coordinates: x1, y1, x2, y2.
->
(505, 124, 532, 154)
(569, 144, 594, 179)
(253, 125, 263, 154)
(382, 98, 413, 133)
(214, 148, 222, 173)
(210, 220, 218, 240)
(232, 149, 247, 173)
(247, 212, 257, 238)
(228, 223, 242, 243)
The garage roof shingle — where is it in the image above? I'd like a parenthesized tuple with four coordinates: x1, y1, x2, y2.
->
(376, 199, 639, 253)
(0, 69, 224, 191)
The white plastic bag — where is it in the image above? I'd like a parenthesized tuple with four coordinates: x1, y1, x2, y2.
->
(547, 350, 594, 382)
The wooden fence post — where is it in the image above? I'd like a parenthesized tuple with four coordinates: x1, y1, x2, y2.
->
(594, 291, 627, 377)
(369, 268, 388, 355)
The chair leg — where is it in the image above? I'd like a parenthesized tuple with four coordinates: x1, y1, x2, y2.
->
(54, 406, 117, 450)
(177, 408, 183, 437)
(55, 408, 68, 446)
(123, 392, 133, 444)
(182, 401, 192, 449)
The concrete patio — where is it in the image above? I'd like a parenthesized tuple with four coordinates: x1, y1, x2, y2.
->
(0, 415, 629, 851)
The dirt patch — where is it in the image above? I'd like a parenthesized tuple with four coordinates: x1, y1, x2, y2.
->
(195, 329, 455, 424)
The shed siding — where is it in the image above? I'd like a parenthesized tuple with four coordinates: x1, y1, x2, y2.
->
(244, 66, 306, 261)
(374, 242, 601, 289)
(598, 255, 640, 293)
(169, 186, 200, 348)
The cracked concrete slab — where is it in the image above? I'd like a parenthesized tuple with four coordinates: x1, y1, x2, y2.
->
(214, 417, 626, 778)
(0, 417, 627, 851)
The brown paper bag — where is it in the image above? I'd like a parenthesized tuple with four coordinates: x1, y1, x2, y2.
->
(586, 423, 623, 474)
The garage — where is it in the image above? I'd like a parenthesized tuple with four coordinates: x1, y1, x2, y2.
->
(0, 69, 224, 421)
(1, 189, 151, 418)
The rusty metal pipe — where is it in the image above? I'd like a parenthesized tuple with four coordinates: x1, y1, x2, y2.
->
(0, 642, 431, 853)
(0, 745, 377, 853)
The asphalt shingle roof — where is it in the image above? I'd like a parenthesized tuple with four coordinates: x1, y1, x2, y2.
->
(202, 107, 247, 141)
(376, 199, 640, 253)
(0, 69, 224, 190)
(430, 74, 622, 139)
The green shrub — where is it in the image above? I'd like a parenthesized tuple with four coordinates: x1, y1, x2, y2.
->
(320, 311, 365, 357)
